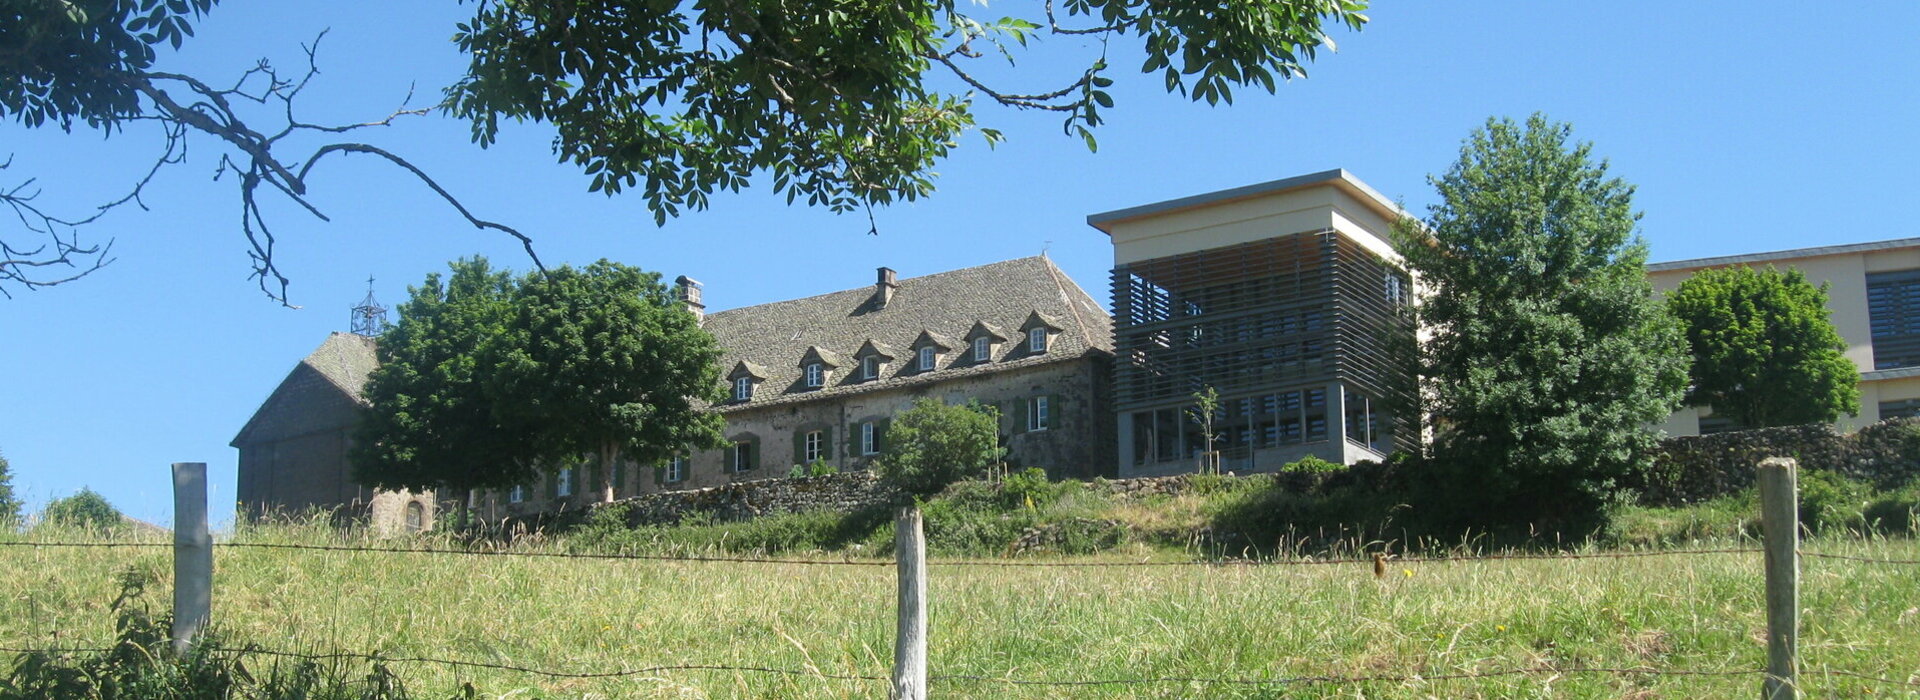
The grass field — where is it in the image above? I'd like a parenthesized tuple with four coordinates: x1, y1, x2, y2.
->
(3, 521, 1917, 698)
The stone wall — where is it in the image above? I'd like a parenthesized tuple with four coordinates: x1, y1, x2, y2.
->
(1635, 417, 1920, 506)
(547, 417, 1920, 532)
(593, 471, 902, 527)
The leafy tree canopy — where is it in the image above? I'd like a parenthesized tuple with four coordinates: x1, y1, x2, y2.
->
(352, 258, 727, 507)
(353, 258, 534, 501)
(1667, 265, 1859, 428)
(492, 260, 729, 502)
(876, 398, 1003, 497)
(41, 487, 124, 530)
(2, 0, 1366, 300)
(1393, 114, 1689, 531)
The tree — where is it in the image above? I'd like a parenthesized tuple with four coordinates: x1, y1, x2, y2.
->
(1393, 114, 1689, 532)
(3, 0, 1366, 301)
(490, 260, 729, 503)
(0, 450, 19, 526)
(875, 398, 1003, 497)
(41, 488, 124, 530)
(352, 257, 530, 526)
(1667, 265, 1859, 428)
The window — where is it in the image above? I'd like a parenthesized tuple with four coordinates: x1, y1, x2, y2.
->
(508, 485, 525, 503)
(1385, 275, 1405, 305)
(805, 363, 824, 388)
(1881, 399, 1920, 420)
(1027, 396, 1051, 431)
(1028, 327, 1049, 353)
(1869, 269, 1920, 370)
(803, 430, 827, 463)
(972, 337, 991, 362)
(405, 502, 424, 533)
(918, 346, 937, 372)
(733, 376, 753, 402)
(861, 355, 880, 380)
(666, 456, 687, 483)
(730, 441, 756, 472)
(556, 467, 573, 497)
(860, 422, 880, 455)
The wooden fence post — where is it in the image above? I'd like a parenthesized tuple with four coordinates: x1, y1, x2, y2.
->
(1757, 457, 1799, 700)
(171, 462, 212, 656)
(891, 505, 928, 700)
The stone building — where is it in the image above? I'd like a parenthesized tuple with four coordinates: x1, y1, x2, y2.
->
(482, 256, 1116, 517)
(1648, 237, 1920, 435)
(1087, 169, 1417, 477)
(231, 332, 433, 532)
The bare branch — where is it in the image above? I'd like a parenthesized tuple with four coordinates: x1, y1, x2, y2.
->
(298, 143, 546, 274)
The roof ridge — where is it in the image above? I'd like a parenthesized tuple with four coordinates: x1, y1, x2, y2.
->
(705, 256, 1049, 320)
(1038, 255, 1099, 351)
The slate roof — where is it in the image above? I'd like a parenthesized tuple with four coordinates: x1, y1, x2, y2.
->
(231, 332, 378, 446)
(703, 256, 1113, 411)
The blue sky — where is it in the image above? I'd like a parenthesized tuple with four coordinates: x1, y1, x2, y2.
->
(4, 3, 1917, 526)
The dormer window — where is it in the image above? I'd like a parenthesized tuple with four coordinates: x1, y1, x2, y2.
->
(805, 362, 825, 388)
(733, 376, 754, 402)
(1028, 327, 1049, 354)
(973, 336, 991, 362)
(918, 346, 937, 372)
(861, 355, 881, 380)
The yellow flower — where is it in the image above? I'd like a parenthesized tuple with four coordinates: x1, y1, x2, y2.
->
(1495, 625, 1507, 632)
(1402, 568, 1414, 578)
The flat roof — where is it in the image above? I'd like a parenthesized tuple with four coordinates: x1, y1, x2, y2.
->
(1647, 237, 1920, 273)
(1085, 169, 1407, 234)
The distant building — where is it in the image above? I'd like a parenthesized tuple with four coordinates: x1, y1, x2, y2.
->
(230, 332, 433, 532)
(1088, 170, 1417, 477)
(1648, 237, 1920, 436)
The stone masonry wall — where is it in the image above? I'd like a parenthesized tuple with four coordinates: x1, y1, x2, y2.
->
(594, 471, 902, 527)
(1634, 417, 1920, 506)
(552, 418, 1920, 531)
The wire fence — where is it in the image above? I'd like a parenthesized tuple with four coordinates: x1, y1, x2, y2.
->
(4, 535, 1916, 692)
(5, 458, 1917, 695)
(4, 644, 1915, 689)
(7, 538, 1918, 567)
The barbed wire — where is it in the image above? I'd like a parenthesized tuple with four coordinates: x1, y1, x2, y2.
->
(1807, 668, 1920, 687)
(1797, 550, 1920, 565)
(931, 665, 1763, 686)
(8, 644, 1914, 688)
(1, 539, 1771, 568)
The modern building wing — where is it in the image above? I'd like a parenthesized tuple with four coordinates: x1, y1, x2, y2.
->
(1648, 237, 1920, 435)
(1089, 169, 1417, 476)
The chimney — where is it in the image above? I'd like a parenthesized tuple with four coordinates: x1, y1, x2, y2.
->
(674, 275, 705, 322)
(874, 267, 898, 309)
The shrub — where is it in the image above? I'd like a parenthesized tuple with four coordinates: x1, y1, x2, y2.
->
(876, 399, 1002, 497)
(1282, 455, 1344, 474)
(1863, 484, 1919, 535)
(1797, 470, 1872, 534)
(1001, 467, 1054, 510)
(39, 488, 123, 531)
(787, 460, 838, 478)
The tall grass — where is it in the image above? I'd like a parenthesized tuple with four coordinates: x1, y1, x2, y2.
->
(3, 519, 1916, 698)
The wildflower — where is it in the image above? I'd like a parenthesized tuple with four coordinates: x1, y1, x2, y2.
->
(1495, 625, 1507, 632)
(1402, 568, 1414, 578)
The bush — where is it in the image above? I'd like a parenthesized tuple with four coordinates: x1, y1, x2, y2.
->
(876, 399, 1002, 497)
(1797, 470, 1872, 534)
(787, 460, 838, 478)
(1282, 455, 1344, 474)
(39, 488, 123, 531)
(1001, 467, 1054, 510)
(1863, 484, 1919, 535)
